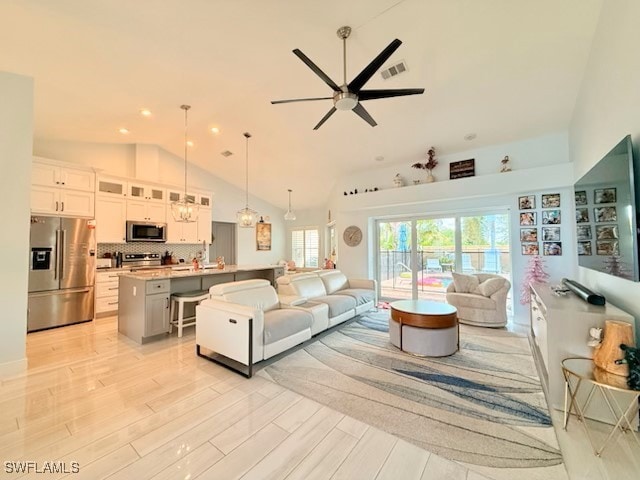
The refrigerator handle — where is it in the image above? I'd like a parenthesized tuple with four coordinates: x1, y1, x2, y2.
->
(59, 230, 65, 280)
(54, 230, 60, 280)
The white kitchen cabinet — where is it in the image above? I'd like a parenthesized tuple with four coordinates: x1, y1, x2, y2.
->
(97, 176, 127, 197)
(129, 182, 165, 203)
(32, 160, 95, 192)
(197, 208, 212, 243)
(167, 188, 196, 205)
(126, 199, 166, 223)
(95, 195, 127, 243)
(31, 185, 94, 217)
(95, 269, 130, 315)
(166, 215, 198, 243)
(197, 192, 212, 208)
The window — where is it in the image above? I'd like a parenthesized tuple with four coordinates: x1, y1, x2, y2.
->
(291, 228, 319, 268)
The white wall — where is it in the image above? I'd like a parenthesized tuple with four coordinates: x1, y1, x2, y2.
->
(569, 0, 640, 340)
(0, 72, 33, 377)
(328, 135, 577, 324)
(33, 140, 288, 265)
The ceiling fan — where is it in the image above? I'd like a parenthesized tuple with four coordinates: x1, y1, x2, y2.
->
(271, 26, 425, 130)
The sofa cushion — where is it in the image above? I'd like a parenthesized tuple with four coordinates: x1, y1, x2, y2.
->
(313, 294, 356, 317)
(210, 279, 280, 311)
(452, 273, 480, 294)
(278, 274, 328, 298)
(477, 277, 505, 297)
(317, 270, 349, 294)
(447, 293, 494, 309)
(263, 309, 313, 345)
(338, 288, 375, 306)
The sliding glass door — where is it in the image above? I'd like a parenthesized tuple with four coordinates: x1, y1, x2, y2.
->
(377, 211, 511, 309)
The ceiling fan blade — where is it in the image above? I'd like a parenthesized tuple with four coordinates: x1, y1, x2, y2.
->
(359, 88, 425, 101)
(352, 103, 377, 127)
(293, 49, 341, 92)
(313, 107, 337, 130)
(271, 97, 332, 105)
(348, 39, 402, 93)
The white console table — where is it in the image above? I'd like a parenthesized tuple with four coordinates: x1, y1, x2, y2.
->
(528, 282, 636, 426)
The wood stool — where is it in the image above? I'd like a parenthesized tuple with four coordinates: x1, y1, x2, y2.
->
(169, 290, 210, 337)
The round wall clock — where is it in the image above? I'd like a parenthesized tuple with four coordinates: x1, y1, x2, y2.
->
(343, 225, 363, 247)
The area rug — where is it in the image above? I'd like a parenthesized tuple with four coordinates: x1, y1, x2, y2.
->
(260, 310, 565, 480)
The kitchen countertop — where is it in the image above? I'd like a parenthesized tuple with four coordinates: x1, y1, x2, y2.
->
(119, 264, 281, 281)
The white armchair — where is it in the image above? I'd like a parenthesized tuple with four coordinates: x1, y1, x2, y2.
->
(445, 273, 510, 327)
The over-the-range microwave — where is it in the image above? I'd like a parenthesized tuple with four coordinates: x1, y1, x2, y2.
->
(126, 221, 167, 242)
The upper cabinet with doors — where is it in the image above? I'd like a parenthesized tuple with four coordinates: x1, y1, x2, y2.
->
(31, 158, 95, 217)
(128, 182, 166, 203)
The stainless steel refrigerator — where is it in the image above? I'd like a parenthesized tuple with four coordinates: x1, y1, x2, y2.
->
(28, 216, 96, 332)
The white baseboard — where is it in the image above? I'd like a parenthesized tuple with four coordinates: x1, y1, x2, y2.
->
(0, 357, 27, 379)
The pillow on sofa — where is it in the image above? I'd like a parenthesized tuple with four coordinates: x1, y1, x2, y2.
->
(478, 278, 505, 297)
(452, 273, 480, 294)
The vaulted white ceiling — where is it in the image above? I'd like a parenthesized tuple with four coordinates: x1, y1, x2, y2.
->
(0, 0, 602, 210)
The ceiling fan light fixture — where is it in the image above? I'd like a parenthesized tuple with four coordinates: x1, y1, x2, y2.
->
(334, 92, 358, 111)
(171, 105, 199, 223)
(236, 132, 258, 228)
(284, 189, 296, 221)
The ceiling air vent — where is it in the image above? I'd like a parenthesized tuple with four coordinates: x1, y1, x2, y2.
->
(220, 150, 233, 157)
(380, 60, 408, 80)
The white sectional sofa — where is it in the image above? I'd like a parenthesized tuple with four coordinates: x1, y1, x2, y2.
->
(195, 271, 377, 377)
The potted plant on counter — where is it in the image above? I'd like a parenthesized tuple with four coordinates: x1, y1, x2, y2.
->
(412, 147, 438, 183)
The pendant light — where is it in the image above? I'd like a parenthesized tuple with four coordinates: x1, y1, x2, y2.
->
(236, 132, 258, 227)
(284, 189, 296, 221)
(171, 105, 199, 223)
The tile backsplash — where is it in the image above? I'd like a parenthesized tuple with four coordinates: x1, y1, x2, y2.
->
(97, 243, 205, 262)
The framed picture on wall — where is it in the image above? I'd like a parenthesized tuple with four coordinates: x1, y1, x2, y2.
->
(577, 241, 592, 256)
(518, 195, 535, 210)
(521, 243, 539, 255)
(542, 209, 561, 224)
(519, 212, 537, 226)
(576, 225, 592, 240)
(575, 208, 589, 223)
(574, 190, 588, 206)
(256, 222, 272, 251)
(596, 240, 619, 255)
(594, 188, 616, 204)
(520, 228, 538, 242)
(594, 206, 617, 222)
(543, 241, 562, 256)
(596, 225, 618, 240)
(541, 193, 561, 208)
(542, 227, 561, 241)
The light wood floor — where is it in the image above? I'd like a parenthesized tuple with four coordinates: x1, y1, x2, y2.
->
(1, 316, 638, 479)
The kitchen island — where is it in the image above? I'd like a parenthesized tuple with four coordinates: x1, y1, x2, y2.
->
(118, 265, 284, 344)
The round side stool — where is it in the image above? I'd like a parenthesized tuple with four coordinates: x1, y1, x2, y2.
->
(169, 290, 210, 337)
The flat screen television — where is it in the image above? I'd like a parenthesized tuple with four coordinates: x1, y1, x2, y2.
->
(574, 135, 639, 281)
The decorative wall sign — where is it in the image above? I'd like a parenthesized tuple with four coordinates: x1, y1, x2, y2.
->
(449, 159, 475, 179)
(256, 222, 272, 251)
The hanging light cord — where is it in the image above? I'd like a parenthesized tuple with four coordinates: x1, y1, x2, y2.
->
(181, 104, 191, 198)
(244, 132, 251, 208)
(288, 189, 293, 212)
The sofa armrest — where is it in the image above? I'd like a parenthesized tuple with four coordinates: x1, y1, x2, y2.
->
(278, 294, 308, 307)
(446, 282, 456, 293)
(348, 278, 376, 290)
(199, 298, 257, 317)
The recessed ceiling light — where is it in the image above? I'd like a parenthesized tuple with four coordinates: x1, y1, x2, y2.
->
(186, 140, 194, 147)
(210, 127, 220, 134)
(375, 155, 384, 162)
(464, 133, 477, 141)
(119, 128, 130, 135)
(140, 109, 152, 117)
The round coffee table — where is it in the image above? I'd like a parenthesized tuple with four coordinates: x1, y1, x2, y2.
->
(389, 300, 459, 357)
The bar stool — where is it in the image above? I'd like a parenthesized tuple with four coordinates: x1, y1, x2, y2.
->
(169, 290, 210, 337)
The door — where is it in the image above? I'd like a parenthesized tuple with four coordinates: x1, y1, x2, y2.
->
(210, 222, 236, 264)
(29, 215, 59, 292)
(126, 199, 148, 221)
(145, 294, 169, 336)
(30, 186, 59, 214)
(197, 209, 212, 243)
(96, 196, 126, 243)
(59, 190, 94, 217)
(60, 217, 95, 290)
(59, 167, 94, 192)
